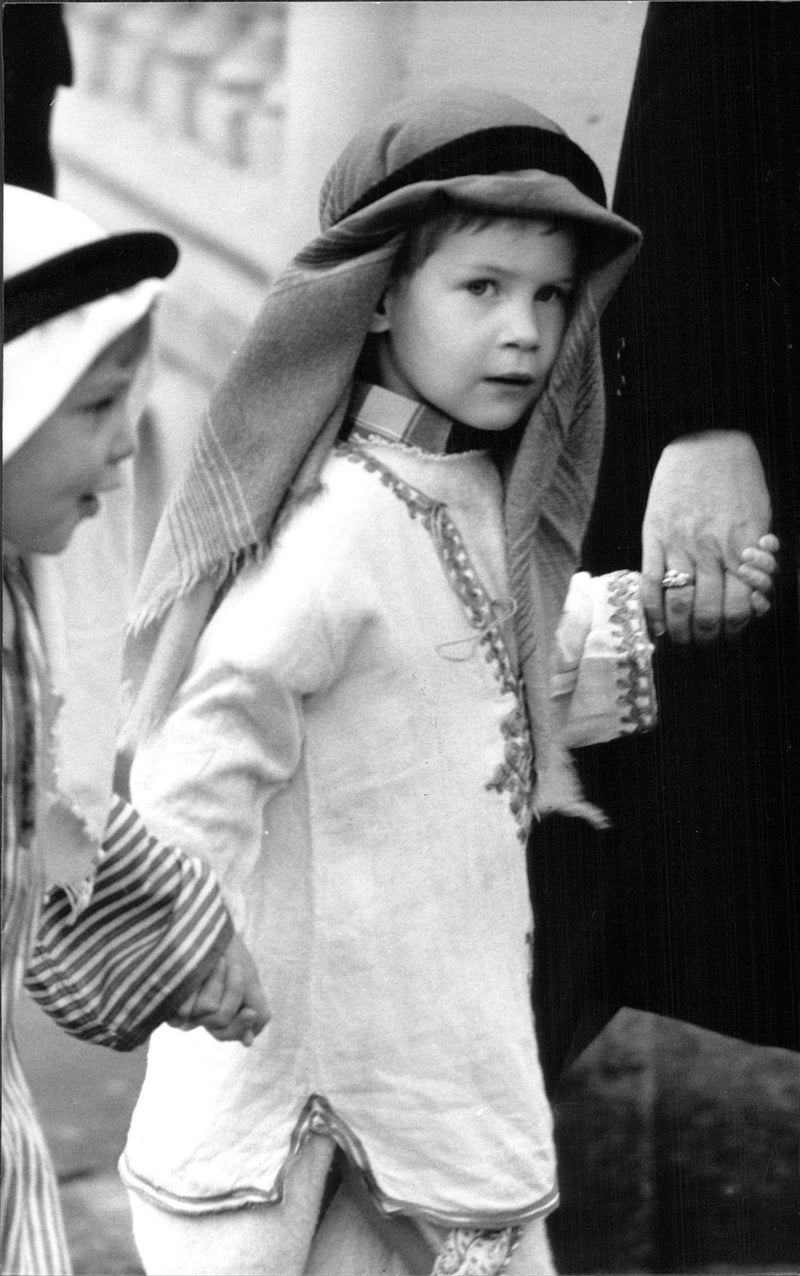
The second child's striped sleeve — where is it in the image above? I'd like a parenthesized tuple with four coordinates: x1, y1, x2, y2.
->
(24, 796, 234, 1051)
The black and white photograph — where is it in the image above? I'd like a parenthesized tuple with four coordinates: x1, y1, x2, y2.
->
(3, 3, 799, 1273)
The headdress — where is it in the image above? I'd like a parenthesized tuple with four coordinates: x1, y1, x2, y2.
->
(3, 184, 177, 462)
(123, 88, 640, 814)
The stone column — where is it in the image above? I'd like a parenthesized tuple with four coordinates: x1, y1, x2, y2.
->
(279, 0, 408, 258)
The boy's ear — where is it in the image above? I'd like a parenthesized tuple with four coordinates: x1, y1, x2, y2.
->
(369, 293, 392, 335)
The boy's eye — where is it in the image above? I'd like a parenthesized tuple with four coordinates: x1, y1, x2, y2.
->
(536, 284, 572, 304)
(465, 279, 496, 297)
(84, 385, 129, 415)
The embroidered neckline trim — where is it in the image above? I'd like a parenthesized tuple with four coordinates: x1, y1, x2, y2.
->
(339, 440, 534, 841)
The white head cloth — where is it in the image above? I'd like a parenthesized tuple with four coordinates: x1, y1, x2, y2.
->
(3, 185, 165, 462)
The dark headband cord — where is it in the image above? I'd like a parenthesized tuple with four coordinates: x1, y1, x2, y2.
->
(4, 232, 179, 345)
(336, 125, 607, 223)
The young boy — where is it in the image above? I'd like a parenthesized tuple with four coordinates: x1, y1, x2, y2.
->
(118, 90, 778, 1276)
(2, 184, 268, 1276)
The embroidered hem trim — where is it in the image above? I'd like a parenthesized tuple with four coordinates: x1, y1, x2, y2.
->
(338, 442, 534, 841)
(119, 1093, 559, 1227)
(431, 1225, 523, 1276)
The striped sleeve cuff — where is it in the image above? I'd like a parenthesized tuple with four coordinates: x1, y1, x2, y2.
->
(24, 796, 233, 1052)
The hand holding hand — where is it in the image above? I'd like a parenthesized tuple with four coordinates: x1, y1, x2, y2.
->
(736, 535, 780, 615)
(641, 431, 772, 644)
(168, 932, 270, 1046)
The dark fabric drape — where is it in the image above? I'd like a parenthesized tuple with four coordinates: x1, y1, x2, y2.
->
(3, 2, 73, 196)
(532, 2, 800, 1087)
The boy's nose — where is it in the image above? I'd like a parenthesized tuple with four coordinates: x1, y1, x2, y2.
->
(503, 300, 540, 347)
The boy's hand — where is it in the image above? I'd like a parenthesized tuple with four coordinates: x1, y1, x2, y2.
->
(168, 933, 270, 1046)
(737, 533, 780, 617)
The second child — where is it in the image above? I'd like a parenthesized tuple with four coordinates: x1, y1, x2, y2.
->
(2, 185, 268, 1276)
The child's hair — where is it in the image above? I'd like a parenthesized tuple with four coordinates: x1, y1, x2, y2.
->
(388, 195, 582, 282)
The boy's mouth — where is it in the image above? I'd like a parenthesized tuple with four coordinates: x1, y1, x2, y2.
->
(485, 374, 536, 387)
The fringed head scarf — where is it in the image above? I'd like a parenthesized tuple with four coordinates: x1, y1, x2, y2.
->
(123, 88, 640, 812)
(3, 183, 178, 882)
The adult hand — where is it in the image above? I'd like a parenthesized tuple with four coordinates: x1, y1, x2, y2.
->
(168, 932, 270, 1046)
(641, 431, 771, 644)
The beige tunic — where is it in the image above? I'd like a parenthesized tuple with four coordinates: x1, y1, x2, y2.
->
(122, 439, 654, 1227)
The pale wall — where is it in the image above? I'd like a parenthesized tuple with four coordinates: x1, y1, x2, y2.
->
(407, 1, 647, 200)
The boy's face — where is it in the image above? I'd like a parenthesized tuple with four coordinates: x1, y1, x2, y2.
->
(3, 322, 147, 555)
(371, 219, 577, 431)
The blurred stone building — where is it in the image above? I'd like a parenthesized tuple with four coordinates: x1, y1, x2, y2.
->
(52, 0, 646, 550)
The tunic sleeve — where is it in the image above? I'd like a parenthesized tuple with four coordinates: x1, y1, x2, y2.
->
(551, 570, 657, 749)
(125, 509, 349, 928)
(23, 795, 234, 1052)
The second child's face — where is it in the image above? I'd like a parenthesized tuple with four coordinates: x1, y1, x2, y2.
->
(2, 322, 147, 556)
(372, 219, 577, 431)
